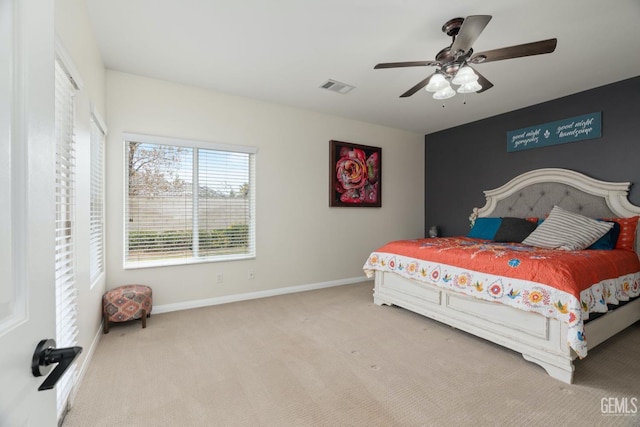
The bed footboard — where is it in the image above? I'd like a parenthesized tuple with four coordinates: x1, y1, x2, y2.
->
(373, 270, 577, 383)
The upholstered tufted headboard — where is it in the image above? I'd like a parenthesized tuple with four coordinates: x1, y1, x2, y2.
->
(486, 181, 615, 218)
(473, 168, 640, 252)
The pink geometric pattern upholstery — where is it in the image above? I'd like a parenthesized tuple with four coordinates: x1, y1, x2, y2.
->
(102, 284, 152, 333)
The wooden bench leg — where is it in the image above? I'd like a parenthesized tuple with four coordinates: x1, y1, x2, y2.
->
(141, 310, 147, 329)
(103, 309, 110, 334)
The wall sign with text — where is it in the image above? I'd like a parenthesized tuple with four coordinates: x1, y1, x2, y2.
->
(506, 112, 601, 152)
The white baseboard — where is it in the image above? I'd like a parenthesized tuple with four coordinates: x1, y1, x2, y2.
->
(153, 276, 369, 315)
(69, 323, 102, 407)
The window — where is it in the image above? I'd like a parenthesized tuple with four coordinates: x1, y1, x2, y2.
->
(124, 134, 256, 268)
(89, 113, 106, 284)
(54, 58, 79, 419)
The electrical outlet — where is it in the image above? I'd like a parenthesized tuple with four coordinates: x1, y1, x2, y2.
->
(247, 270, 255, 280)
(216, 273, 223, 283)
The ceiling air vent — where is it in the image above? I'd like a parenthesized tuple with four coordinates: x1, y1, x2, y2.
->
(320, 79, 355, 94)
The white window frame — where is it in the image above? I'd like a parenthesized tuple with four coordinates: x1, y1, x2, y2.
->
(89, 110, 106, 286)
(54, 43, 82, 421)
(123, 133, 257, 269)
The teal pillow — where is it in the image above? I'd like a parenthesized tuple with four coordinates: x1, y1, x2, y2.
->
(588, 221, 620, 250)
(467, 217, 502, 240)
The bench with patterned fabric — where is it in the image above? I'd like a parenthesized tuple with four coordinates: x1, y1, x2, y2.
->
(102, 284, 152, 333)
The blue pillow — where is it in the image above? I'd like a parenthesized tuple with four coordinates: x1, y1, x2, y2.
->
(588, 221, 620, 250)
(467, 217, 502, 240)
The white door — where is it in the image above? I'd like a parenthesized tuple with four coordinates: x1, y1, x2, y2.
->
(0, 0, 58, 425)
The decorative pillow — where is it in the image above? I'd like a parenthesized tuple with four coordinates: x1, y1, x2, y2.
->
(493, 217, 538, 243)
(600, 216, 639, 251)
(587, 221, 620, 250)
(467, 217, 502, 240)
(521, 205, 613, 250)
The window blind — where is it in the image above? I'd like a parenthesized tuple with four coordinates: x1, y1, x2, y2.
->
(89, 114, 105, 284)
(125, 136, 256, 268)
(54, 60, 79, 418)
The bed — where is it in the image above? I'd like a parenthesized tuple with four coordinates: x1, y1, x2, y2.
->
(363, 168, 640, 383)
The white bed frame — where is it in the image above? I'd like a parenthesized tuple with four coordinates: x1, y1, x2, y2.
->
(373, 168, 640, 383)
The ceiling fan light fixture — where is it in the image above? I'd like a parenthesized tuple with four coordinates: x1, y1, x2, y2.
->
(451, 66, 478, 85)
(433, 86, 456, 100)
(425, 73, 449, 92)
(457, 80, 482, 93)
(374, 15, 558, 101)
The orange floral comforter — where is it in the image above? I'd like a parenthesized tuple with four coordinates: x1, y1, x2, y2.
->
(363, 237, 640, 358)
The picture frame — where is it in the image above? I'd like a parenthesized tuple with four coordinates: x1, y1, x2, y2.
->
(329, 140, 381, 207)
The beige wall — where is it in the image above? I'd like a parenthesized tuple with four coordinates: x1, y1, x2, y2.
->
(106, 71, 425, 306)
(55, 0, 105, 115)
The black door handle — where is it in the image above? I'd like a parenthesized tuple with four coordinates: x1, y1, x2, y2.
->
(31, 339, 83, 391)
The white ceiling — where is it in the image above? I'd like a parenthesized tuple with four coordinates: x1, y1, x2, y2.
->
(86, 0, 640, 135)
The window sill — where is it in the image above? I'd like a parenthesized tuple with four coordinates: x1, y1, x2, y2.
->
(123, 253, 256, 270)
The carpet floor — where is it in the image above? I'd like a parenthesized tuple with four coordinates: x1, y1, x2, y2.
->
(63, 281, 639, 427)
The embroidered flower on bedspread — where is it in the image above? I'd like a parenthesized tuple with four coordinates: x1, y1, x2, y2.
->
(388, 257, 397, 270)
(508, 258, 521, 268)
(430, 266, 441, 282)
(407, 262, 418, 275)
(488, 281, 504, 299)
(454, 273, 472, 288)
(523, 288, 550, 307)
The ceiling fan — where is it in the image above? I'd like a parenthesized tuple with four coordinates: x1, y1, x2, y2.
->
(374, 15, 557, 99)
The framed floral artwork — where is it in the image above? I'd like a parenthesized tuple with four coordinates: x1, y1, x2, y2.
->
(329, 140, 381, 207)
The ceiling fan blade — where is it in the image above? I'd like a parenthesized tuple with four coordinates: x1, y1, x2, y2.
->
(450, 15, 492, 57)
(400, 74, 435, 98)
(468, 66, 494, 93)
(469, 38, 557, 64)
(374, 61, 438, 69)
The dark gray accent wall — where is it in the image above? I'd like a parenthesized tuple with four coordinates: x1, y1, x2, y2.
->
(424, 76, 640, 237)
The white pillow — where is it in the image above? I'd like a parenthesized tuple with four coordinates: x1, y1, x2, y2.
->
(522, 205, 613, 250)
